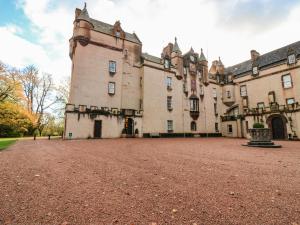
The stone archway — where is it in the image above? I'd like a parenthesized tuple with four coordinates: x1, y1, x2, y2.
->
(266, 114, 288, 140)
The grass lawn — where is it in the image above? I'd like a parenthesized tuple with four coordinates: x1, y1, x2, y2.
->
(0, 138, 17, 150)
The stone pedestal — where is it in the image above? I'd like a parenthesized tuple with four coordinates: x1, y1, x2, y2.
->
(244, 128, 281, 148)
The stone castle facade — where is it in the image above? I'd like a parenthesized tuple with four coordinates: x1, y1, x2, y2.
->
(64, 4, 300, 140)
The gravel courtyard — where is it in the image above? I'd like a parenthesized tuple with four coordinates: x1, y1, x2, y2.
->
(0, 138, 299, 225)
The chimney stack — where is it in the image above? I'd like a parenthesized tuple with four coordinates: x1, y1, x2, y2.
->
(251, 50, 260, 61)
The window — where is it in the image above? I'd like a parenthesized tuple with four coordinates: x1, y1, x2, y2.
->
(164, 59, 170, 69)
(215, 123, 219, 133)
(108, 82, 115, 95)
(226, 91, 231, 98)
(214, 103, 218, 115)
(252, 66, 258, 75)
(288, 54, 296, 65)
(286, 98, 295, 105)
(167, 96, 172, 110)
(268, 91, 276, 103)
(257, 102, 265, 109)
(282, 74, 292, 88)
(183, 82, 188, 93)
(191, 79, 196, 91)
(240, 85, 247, 97)
(139, 99, 143, 109)
(184, 67, 187, 75)
(166, 77, 172, 89)
(191, 121, 197, 131)
(228, 124, 233, 133)
(212, 88, 217, 98)
(109, 61, 116, 74)
(167, 120, 173, 132)
(115, 31, 120, 38)
(190, 98, 199, 112)
(199, 85, 204, 96)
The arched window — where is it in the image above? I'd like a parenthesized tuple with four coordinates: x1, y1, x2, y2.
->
(191, 121, 197, 131)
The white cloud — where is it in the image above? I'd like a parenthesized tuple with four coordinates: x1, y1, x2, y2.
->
(1, 0, 300, 83)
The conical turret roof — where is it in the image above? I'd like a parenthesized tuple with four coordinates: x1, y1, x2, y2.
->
(172, 37, 181, 54)
(77, 3, 91, 23)
(198, 48, 207, 62)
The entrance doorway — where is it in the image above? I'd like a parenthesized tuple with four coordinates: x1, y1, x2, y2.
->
(271, 117, 285, 139)
(94, 120, 102, 138)
(125, 117, 134, 136)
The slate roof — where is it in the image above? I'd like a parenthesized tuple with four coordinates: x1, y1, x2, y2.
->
(89, 19, 141, 44)
(76, 5, 141, 44)
(198, 49, 207, 62)
(141, 53, 162, 64)
(225, 40, 300, 77)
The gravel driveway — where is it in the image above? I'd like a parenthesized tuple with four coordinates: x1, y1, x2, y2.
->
(0, 138, 299, 225)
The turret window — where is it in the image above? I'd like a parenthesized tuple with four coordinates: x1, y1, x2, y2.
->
(164, 59, 170, 69)
(109, 61, 116, 74)
(190, 98, 199, 112)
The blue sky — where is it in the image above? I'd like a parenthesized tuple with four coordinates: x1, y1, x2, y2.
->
(1, 0, 300, 82)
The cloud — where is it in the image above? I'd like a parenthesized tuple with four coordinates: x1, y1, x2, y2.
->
(1, 0, 300, 83)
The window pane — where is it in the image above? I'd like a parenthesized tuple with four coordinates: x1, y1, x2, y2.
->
(288, 54, 295, 64)
(109, 61, 116, 73)
(287, 98, 295, 105)
(283, 75, 292, 88)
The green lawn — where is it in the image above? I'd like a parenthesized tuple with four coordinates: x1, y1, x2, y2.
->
(0, 138, 17, 151)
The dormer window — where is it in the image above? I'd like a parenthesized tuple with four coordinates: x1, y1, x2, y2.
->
(252, 66, 258, 75)
(115, 31, 120, 38)
(288, 54, 296, 65)
(164, 59, 170, 69)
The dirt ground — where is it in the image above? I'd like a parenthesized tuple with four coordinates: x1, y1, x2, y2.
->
(0, 138, 299, 225)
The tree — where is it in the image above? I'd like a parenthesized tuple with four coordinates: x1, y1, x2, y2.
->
(0, 62, 22, 103)
(0, 101, 34, 137)
(19, 66, 62, 135)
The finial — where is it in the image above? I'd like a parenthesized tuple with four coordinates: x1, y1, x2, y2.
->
(201, 48, 203, 53)
(84, 2, 87, 9)
(175, 37, 177, 42)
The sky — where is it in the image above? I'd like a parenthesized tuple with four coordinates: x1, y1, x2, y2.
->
(0, 0, 300, 82)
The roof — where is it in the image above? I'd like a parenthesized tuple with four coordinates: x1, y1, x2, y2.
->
(225, 40, 300, 77)
(198, 49, 207, 62)
(89, 19, 141, 44)
(76, 5, 141, 44)
(172, 37, 181, 54)
(141, 53, 162, 64)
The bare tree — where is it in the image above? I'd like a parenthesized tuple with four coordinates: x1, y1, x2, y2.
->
(19, 65, 39, 113)
(19, 66, 61, 135)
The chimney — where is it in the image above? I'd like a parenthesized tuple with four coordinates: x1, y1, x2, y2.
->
(251, 50, 260, 61)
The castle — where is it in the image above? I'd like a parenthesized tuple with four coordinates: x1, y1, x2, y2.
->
(64, 4, 300, 140)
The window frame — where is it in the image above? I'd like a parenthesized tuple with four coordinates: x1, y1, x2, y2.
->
(226, 90, 231, 98)
(240, 85, 247, 97)
(257, 102, 265, 109)
(286, 98, 295, 105)
(282, 74, 293, 89)
(227, 124, 233, 134)
(287, 54, 296, 65)
(212, 88, 217, 98)
(108, 82, 115, 95)
(190, 98, 199, 112)
(167, 120, 173, 132)
(166, 77, 172, 89)
(167, 96, 173, 110)
(252, 66, 259, 75)
(164, 59, 170, 69)
(191, 121, 197, 131)
(109, 60, 117, 74)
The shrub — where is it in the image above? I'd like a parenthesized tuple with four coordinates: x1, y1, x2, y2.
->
(253, 123, 265, 128)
